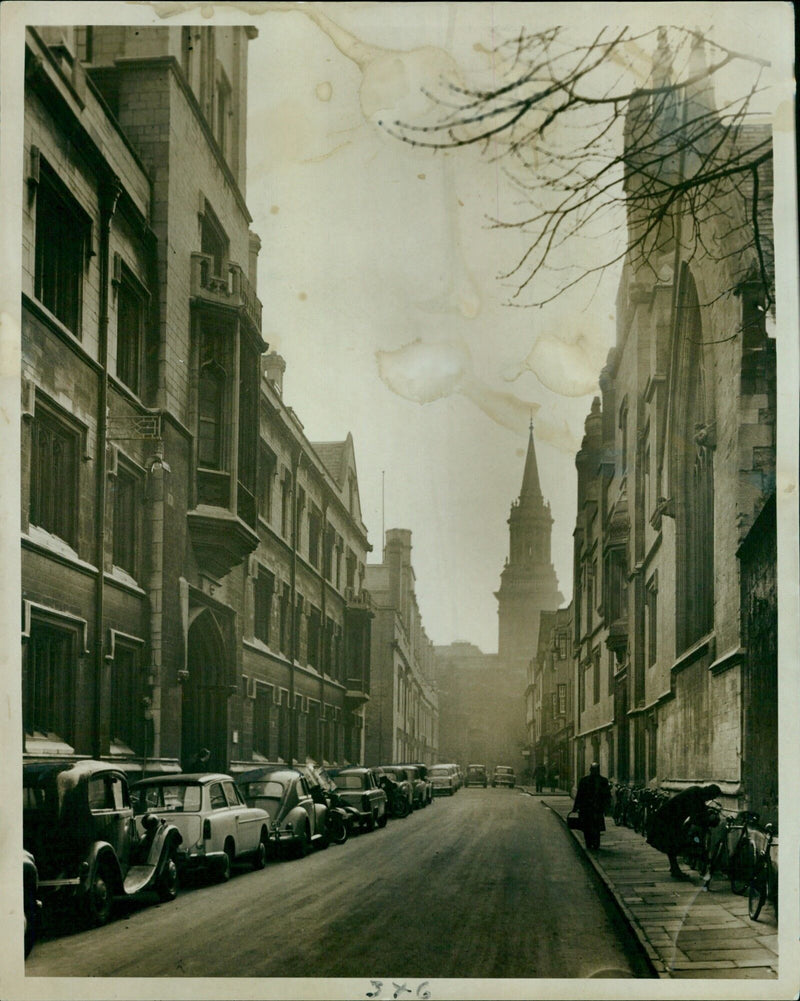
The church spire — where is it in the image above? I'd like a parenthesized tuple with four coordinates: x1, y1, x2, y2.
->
(519, 419, 544, 506)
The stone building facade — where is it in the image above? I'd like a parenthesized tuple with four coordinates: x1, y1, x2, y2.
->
(364, 530, 438, 766)
(570, 35, 776, 809)
(21, 24, 372, 777)
(528, 605, 574, 790)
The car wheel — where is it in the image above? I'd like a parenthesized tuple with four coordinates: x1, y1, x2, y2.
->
(156, 851, 179, 901)
(377, 811, 388, 829)
(328, 812, 348, 845)
(252, 832, 268, 870)
(216, 841, 235, 882)
(83, 863, 114, 927)
(295, 823, 311, 859)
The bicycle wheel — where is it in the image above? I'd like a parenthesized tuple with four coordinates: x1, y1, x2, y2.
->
(730, 837, 752, 895)
(748, 857, 768, 920)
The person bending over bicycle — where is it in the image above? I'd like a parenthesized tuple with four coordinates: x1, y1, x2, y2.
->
(647, 784, 722, 878)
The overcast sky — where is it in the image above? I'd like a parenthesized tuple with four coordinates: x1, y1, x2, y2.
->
(244, 2, 784, 653)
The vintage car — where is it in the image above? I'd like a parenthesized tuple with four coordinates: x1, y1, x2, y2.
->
(327, 767, 388, 830)
(236, 766, 329, 858)
(23, 850, 41, 957)
(23, 760, 182, 927)
(131, 773, 270, 880)
(398, 764, 429, 809)
(374, 765, 414, 816)
(403, 762, 434, 805)
(428, 764, 458, 796)
(492, 765, 516, 788)
(465, 764, 488, 788)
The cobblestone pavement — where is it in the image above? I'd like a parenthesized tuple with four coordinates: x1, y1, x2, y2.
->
(536, 792, 778, 980)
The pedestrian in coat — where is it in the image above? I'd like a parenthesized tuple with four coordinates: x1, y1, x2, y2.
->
(646, 784, 722, 877)
(573, 762, 611, 849)
(534, 763, 546, 793)
(547, 766, 559, 792)
(186, 747, 211, 773)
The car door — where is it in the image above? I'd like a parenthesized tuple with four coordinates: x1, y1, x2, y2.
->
(87, 772, 131, 872)
(207, 781, 231, 853)
(295, 777, 316, 834)
(223, 780, 258, 853)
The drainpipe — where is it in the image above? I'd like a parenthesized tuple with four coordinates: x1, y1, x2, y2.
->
(93, 175, 122, 759)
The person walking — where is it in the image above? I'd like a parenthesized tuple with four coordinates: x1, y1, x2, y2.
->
(547, 765, 559, 793)
(186, 747, 211, 772)
(646, 783, 722, 878)
(573, 762, 611, 850)
(534, 762, 546, 793)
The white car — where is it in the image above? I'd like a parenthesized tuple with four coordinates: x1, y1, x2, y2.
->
(131, 773, 270, 881)
(428, 764, 458, 796)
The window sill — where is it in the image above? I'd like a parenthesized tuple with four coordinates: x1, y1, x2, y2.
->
(105, 566, 146, 596)
(22, 525, 97, 575)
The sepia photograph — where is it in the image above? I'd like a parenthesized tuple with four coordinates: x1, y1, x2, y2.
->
(0, 2, 797, 999)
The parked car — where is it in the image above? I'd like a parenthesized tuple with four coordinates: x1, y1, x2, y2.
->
(428, 764, 458, 796)
(403, 762, 434, 804)
(131, 773, 270, 880)
(327, 767, 388, 830)
(396, 764, 429, 809)
(23, 850, 41, 957)
(23, 760, 182, 927)
(465, 764, 488, 788)
(374, 765, 414, 816)
(236, 766, 329, 857)
(492, 766, 516, 788)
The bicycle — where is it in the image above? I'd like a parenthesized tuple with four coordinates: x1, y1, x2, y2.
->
(726, 811, 760, 895)
(748, 823, 778, 921)
(679, 800, 722, 883)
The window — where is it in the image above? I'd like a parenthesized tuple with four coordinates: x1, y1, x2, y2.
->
(200, 203, 228, 277)
(280, 472, 292, 538)
(258, 445, 276, 523)
(113, 466, 139, 576)
(558, 683, 567, 716)
(603, 547, 628, 622)
(608, 649, 615, 696)
(557, 633, 568, 659)
(215, 70, 231, 160)
(254, 568, 274, 644)
(308, 507, 322, 569)
(345, 549, 356, 590)
(24, 622, 76, 743)
(579, 660, 587, 713)
(34, 161, 87, 335)
(646, 574, 658, 667)
(586, 563, 594, 633)
(237, 339, 259, 525)
(30, 404, 79, 546)
(253, 685, 271, 757)
(116, 274, 146, 395)
(551, 692, 558, 720)
(593, 648, 601, 704)
(279, 583, 290, 654)
(209, 783, 227, 809)
(307, 606, 321, 668)
(323, 525, 334, 580)
(294, 596, 304, 658)
(198, 364, 225, 468)
(619, 399, 629, 476)
(110, 643, 142, 753)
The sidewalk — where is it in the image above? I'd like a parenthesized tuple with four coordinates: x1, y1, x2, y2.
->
(535, 792, 778, 979)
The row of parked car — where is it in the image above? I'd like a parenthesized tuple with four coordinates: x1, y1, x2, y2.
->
(22, 757, 462, 954)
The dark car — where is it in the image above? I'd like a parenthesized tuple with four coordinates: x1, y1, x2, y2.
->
(327, 767, 388, 830)
(374, 765, 414, 816)
(398, 764, 429, 809)
(23, 760, 182, 927)
(237, 766, 329, 857)
(492, 766, 516, 788)
(404, 763, 434, 805)
(23, 850, 41, 957)
(465, 764, 488, 788)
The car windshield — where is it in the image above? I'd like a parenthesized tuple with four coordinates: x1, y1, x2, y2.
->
(429, 767, 450, 776)
(468, 767, 485, 775)
(133, 782, 202, 814)
(332, 773, 365, 790)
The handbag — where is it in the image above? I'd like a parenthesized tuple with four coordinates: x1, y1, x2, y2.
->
(567, 811, 583, 830)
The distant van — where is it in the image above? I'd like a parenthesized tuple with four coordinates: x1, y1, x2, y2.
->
(465, 764, 488, 788)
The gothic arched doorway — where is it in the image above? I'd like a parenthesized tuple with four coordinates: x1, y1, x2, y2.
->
(182, 609, 230, 772)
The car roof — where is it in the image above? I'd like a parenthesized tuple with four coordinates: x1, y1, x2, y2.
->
(131, 773, 233, 787)
(329, 766, 368, 774)
(236, 767, 300, 784)
(468, 763, 486, 768)
(23, 759, 127, 783)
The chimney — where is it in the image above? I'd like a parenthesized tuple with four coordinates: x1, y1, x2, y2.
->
(264, 351, 286, 395)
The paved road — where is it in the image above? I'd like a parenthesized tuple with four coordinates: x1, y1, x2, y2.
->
(27, 788, 654, 979)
